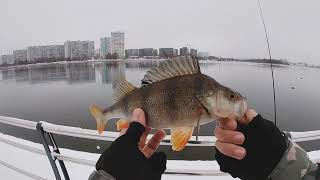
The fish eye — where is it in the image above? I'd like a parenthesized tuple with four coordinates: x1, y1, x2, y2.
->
(229, 94, 235, 99)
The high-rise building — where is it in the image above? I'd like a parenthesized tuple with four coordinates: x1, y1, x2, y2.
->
(64, 41, 94, 60)
(53, 45, 65, 60)
(27, 45, 65, 62)
(179, 47, 189, 56)
(190, 48, 197, 57)
(13, 49, 27, 63)
(27, 46, 37, 62)
(64, 41, 72, 59)
(111, 32, 125, 58)
(0, 54, 14, 65)
(100, 37, 112, 58)
(159, 48, 178, 58)
(27, 46, 46, 62)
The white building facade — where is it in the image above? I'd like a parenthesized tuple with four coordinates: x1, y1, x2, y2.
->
(111, 32, 125, 58)
(52, 45, 65, 60)
(13, 49, 27, 63)
(27, 45, 65, 62)
(64, 41, 94, 60)
(0, 54, 14, 65)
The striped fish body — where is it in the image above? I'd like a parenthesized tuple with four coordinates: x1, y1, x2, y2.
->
(108, 74, 217, 129)
(90, 56, 247, 151)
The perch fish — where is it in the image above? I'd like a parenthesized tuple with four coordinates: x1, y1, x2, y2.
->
(90, 56, 247, 151)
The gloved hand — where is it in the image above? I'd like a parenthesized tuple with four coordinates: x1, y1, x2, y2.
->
(96, 108, 167, 180)
(215, 109, 287, 180)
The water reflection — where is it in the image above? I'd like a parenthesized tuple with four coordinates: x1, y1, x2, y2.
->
(1, 68, 16, 82)
(0, 62, 131, 85)
(94, 62, 126, 88)
(66, 63, 95, 83)
(29, 64, 67, 83)
(1, 61, 292, 85)
(125, 60, 159, 69)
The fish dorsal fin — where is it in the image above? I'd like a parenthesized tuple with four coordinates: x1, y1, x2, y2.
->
(142, 56, 200, 85)
(171, 127, 194, 151)
(113, 79, 137, 102)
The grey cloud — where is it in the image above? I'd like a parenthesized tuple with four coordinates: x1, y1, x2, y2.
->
(0, 0, 319, 64)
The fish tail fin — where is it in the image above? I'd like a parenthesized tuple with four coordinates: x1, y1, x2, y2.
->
(90, 104, 110, 134)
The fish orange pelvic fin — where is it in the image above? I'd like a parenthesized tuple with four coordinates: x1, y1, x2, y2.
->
(171, 127, 194, 151)
(116, 119, 130, 131)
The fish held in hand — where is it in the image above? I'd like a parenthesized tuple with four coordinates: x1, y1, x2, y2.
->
(90, 56, 247, 151)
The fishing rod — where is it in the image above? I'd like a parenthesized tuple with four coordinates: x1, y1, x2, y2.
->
(257, 0, 277, 126)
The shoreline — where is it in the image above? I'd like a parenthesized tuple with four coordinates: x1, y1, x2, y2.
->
(0, 58, 319, 70)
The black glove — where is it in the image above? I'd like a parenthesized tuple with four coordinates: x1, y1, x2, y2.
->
(96, 122, 167, 180)
(215, 115, 287, 180)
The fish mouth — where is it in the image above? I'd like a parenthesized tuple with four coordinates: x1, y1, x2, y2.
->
(211, 100, 248, 120)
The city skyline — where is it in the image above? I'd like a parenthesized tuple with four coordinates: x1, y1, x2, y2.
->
(0, 31, 206, 65)
(0, 31, 127, 64)
(1, 0, 320, 65)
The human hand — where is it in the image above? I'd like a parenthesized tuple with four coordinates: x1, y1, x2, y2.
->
(96, 108, 167, 180)
(119, 108, 167, 158)
(214, 109, 258, 160)
(215, 109, 287, 180)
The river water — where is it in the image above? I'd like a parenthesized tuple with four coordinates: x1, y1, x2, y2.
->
(0, 60, 319, 160)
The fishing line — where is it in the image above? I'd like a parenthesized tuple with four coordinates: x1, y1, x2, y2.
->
(257, 0, 277, 126)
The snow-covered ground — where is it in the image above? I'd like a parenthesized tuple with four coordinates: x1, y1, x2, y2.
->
(1, 132, 320, 180)
(0, 133, 230, 180)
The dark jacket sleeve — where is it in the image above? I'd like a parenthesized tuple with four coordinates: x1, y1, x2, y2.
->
(269, 138, 320, 180)
(88, 170, 117, 180)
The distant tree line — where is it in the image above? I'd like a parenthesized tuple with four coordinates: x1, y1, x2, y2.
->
(198, 56, 290, 65)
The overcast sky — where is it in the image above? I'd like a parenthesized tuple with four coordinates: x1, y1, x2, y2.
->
(0, 0, 319, 64)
